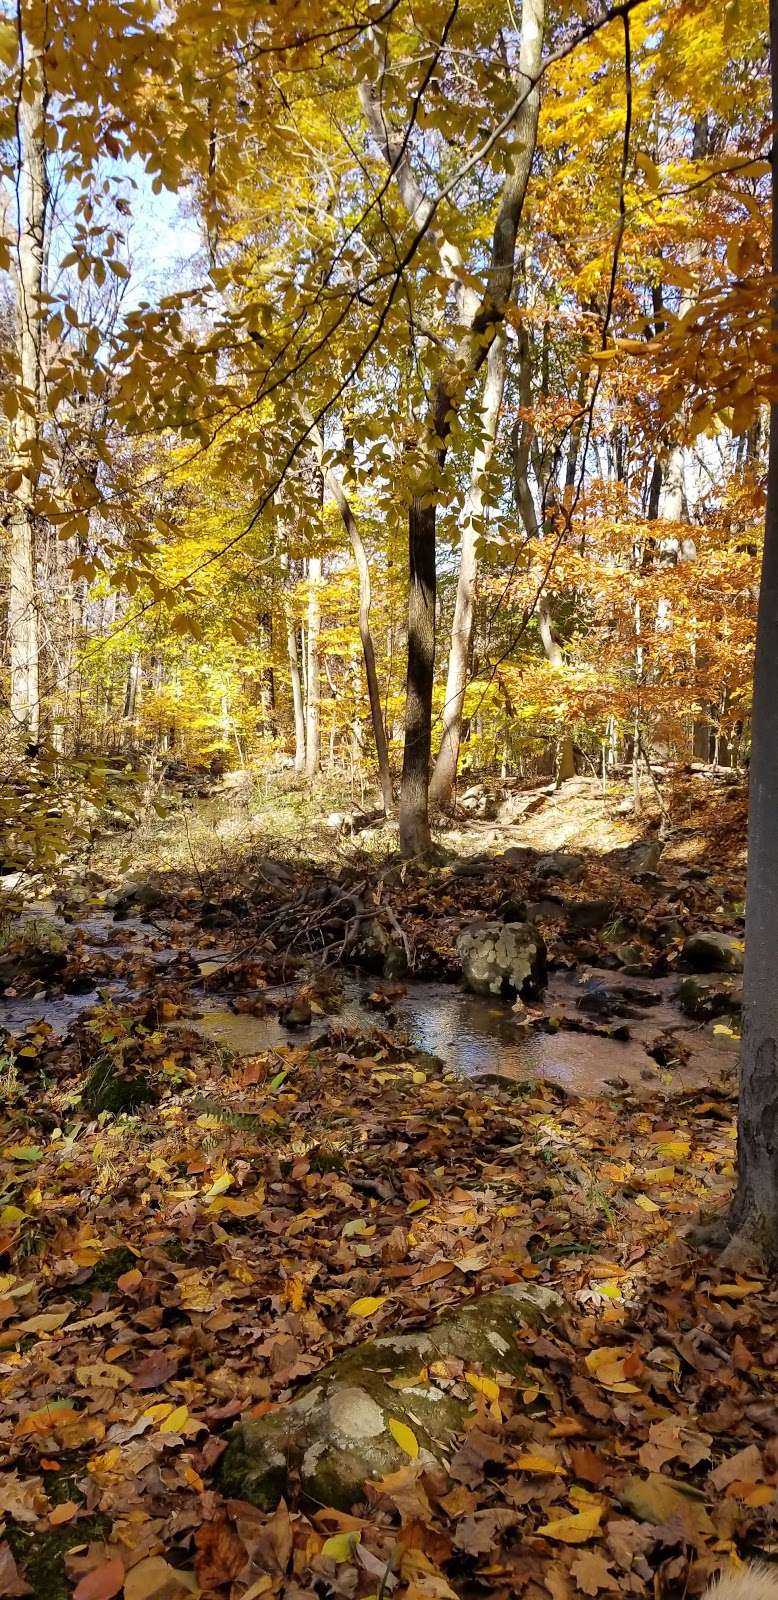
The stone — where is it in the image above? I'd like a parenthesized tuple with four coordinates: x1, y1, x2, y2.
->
(681, 931, 744, 973)
(456, 921, 546, 998)
(606, 839, 664, 877)
(220, 1284, 562, 1511)
(534, 852, 584, 883)
(497, 896, 528, 924)
(678, 973, 743, 1019)
(350, 917, 408, 978)
(526, 896, 565, 925)
(567, 899, 614, 933)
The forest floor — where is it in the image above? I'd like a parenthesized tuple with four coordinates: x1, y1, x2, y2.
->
(0, 767, 774, 1600)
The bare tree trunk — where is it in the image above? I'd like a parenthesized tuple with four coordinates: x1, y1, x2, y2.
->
(430, 330, 506, 810)
(299, 401, 393, 812)
(8, 9, 48, 743)
(305, 555, 322, 780)
(361, 0, 544, 854)
(727, 0, 778, 1264)
(284, 598, 306, 773)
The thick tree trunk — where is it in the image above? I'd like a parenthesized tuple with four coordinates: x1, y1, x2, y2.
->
(728, 0, 778, 1263)
(8, 14, 48, 743)
(305, 555, 322, 779)
(430, 331, 507, 810)
(399, 498, 437, 855)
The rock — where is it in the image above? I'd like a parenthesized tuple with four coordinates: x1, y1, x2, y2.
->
(220, 1283, 562, 1510)
(458, 785, 499, 820)
(576, 979, 616, 1018)
(497, 896, 528, 924)
(456, 921, 546, 998)
(282, 992, 312, 1029)
(567, 899, 614, 933)
(681, 931, 744, 973)
(534, 852, 584, 883)
(612, 941, 646, 968)
(679, 974, 743, 1019)
(606, 839, 663, 877)
(526, 896, 565, 925)
(110, 879, 165, 918)
(350, 917, 408, 978)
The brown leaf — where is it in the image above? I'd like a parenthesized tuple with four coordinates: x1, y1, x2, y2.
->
(0, 1542, 31, 1598)
(131, 1349, 180, 1390)
(571, 1550, 615, 1595)
(568, 1446, 607, 1485)
(709, 1444, 763, 1492)
(453, 1509, 517, 1554)
(194, 1516, 247, 1588)
(72, 1557, 125, 1600)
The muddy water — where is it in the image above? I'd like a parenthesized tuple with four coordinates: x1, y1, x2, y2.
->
(0, 905, 738, 1098)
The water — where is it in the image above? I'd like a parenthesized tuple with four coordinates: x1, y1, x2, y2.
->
(0, 904, 738, 1098)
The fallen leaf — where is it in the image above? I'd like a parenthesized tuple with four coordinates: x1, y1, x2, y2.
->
(388, 1417, 419, 1458)
(124, 1555, 199, 1600)
(537, 1506, 603, 1544)
(346, 1295, 386, 1317)
(321, 1533, 361, 1562)
(570, 1550, 615, 1595)
(72, 1557, 125, 1600)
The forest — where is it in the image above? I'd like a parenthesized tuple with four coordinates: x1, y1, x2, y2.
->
(0, 0, 776, 1596)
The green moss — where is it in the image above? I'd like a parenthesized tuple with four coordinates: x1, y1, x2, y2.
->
(69, 1244, 136, 1304)
(82, 1055, 155, 1115)
(6, 1514, 109, 1600)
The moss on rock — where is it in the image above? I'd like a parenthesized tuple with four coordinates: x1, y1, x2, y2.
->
(220, 1283, 562, 1510)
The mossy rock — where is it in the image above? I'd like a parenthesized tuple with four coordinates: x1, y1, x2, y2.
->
(678, 973, 743, 1019)
(82, 1054, 155, 1115)
(220, 1283, 562, 1511)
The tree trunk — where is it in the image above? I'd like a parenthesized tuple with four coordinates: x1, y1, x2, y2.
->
(298, 401, 394, 812)
(728, 0, 778, 1263)
(8, 11, 48, 743)
(284, 600, 306, 773)
(399, 497, 437, 855)
(305, 555, 322, 779)
(361, 0, 544, 854)
(430, 330, 507, 810)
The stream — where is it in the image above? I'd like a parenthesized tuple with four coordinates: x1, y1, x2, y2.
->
(0, 902, 738, 1098)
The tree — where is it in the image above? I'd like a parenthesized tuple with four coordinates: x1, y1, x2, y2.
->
(7, 0, 49, 743)
(726, 0, 778, 1264)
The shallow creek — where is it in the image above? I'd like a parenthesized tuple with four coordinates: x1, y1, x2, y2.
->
(0, 905, 737, 1098)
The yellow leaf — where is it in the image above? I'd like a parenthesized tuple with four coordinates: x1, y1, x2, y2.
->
(202, 1170, 233, 1201)
(346, 1296, 386, 1318)
(709, 1280, 764, 1300)
(512, 1453, 565, 1475)
(321, 1532, 361, 1562)
(406, 1199, 430, 1215)
(388, 1417, 419, 1458)
(537, 1506, 603, 1543)
(635, 1195, 660, 1213)
(585, 1346, 630, 1373)
(159, 1404, 188, 1433)
(465, 1372, 500, 1401)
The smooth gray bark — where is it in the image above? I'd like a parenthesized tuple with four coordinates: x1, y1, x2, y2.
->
(304, 555, 322, 779)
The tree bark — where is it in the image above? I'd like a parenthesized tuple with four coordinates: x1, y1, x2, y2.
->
(362, 0, 544, 852)
(430, 330, 507, 810)
(298, 401, 394, 813)
(728, 0, 778, 1263)
(305, 554, 322, 779)
(284, 596, 306, 773)
(8, 6, 48, 743)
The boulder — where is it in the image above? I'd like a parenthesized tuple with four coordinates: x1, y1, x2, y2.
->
(220, 1283, 562, 1511)
(679, 973, 743, 1019)
(681, 931, 744, 973)
(606, 839, 663, 877)
(456, 921, 546, 998)
(567, 899, 614, 933)
(534, 852, 584, 883)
